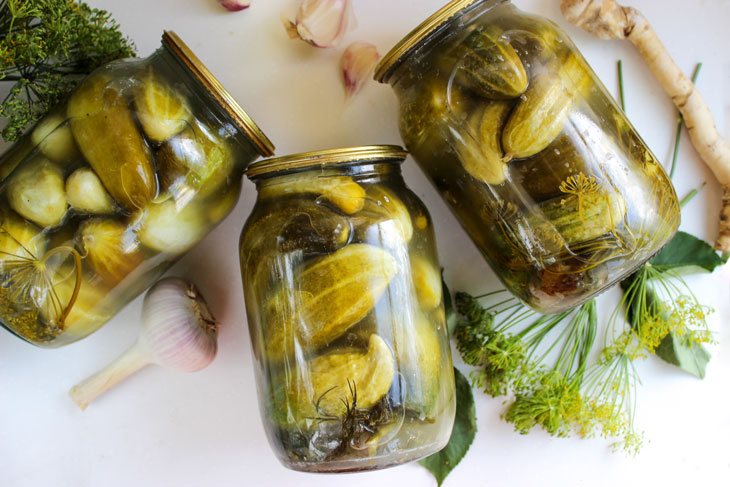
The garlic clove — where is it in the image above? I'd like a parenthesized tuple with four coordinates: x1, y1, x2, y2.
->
(66, 167, 117, 215)
(218, 0, 250, 12)
(134, 199, 206, 255)
(284, 0, 355, 48)
(7, 156, 68, 228)
(341, 41, 381, 99)
(31, 113, 79, 165)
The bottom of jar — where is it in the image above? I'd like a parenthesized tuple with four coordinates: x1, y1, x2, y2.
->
(279, 441, 447, 474)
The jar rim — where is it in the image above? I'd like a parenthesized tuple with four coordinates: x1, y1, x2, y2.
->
(374, 0, 500, 84)
(162, 31, 275, 157)
(246, 145, 408, 179)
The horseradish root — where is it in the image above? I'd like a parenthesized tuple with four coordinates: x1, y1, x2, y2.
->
(561, 0, 730, 251)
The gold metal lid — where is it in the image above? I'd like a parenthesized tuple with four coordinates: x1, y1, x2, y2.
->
(247, 145, 408, 179)
(162, 31, 275, 157)
(374, 0, 480, 84)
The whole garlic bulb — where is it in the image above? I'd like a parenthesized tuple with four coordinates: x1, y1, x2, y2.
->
(69, 277, 218, 410)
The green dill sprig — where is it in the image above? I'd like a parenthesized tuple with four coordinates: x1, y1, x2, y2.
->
(611, 263, 715, 359)
(455, 294, 646, 453)
(0, 0, 135, 141)
(503, 300, 599, 439)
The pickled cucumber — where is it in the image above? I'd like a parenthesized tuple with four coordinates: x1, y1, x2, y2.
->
(260, 174, 366, 215)
(262, 244, 398, 361)
(459, 101, 512, 185)
(396, 313, 443, 416)
(502, 73, 573, 159)
(453, 25, 528, 99)
(241, 199, 352, 294)
(411, 256, 442, 310)
(271, 334, 396, 426)
(352, 185, 414, 243)
(133, 69, 192, 142)
(68, 74, 157, 211)
(156, 119, 234, 201)
(532, 189, 627, 248)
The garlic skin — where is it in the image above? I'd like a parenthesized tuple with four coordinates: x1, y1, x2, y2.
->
(341, 41, 381, 99)
(284, 0, 354, 48)
(218, 0, 250, 11)
(139, 277, 218, 372)
(69, 277, 218, 410)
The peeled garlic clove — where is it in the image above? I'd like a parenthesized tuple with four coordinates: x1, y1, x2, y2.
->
(31, 113, 79, 164)
(284, 0, 354, 48)
(7, 156, 67, 228)
(0, 208, 47, 261)
(66, 168, 116, 215)
(341, 41, 381, 99)
(135, 199, 206, 254)
(133, 69, 192, 143)
(218, 0, 250, 11)
(78, 219, 143, 284)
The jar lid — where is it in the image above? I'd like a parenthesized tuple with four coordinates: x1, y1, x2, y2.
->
(162, 31, 275, 157)
(246, 145, 408, 179)
(374, 0, 481, 84)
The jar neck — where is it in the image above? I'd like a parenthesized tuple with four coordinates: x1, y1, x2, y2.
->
(150, 44, 261, 159)
(253, 160, 403, 190)
(389, 0, 510, 91)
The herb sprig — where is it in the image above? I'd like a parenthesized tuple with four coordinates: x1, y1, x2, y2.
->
(0, 0, 135, 142)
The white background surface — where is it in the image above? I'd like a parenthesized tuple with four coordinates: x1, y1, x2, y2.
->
(1, 0, 729, 486)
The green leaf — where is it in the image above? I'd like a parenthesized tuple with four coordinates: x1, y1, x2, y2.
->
(654, 332, 711, 379)
(622, 279, 711, 378)
(419, 367, 476, 486)
(441, 273, 458, 335)
(650, 231, 728, 273)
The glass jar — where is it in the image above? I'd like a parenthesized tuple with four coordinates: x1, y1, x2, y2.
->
(374, 0, 680, 313)
(239, 146, 455, 473)
(0, 31, 274, 347)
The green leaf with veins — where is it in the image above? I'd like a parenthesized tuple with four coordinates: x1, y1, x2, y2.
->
(419, 367, 476, 486)
(622, 272, 712, 378)
(649, 231, 728, 273)
(654, 332, 711, 379)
